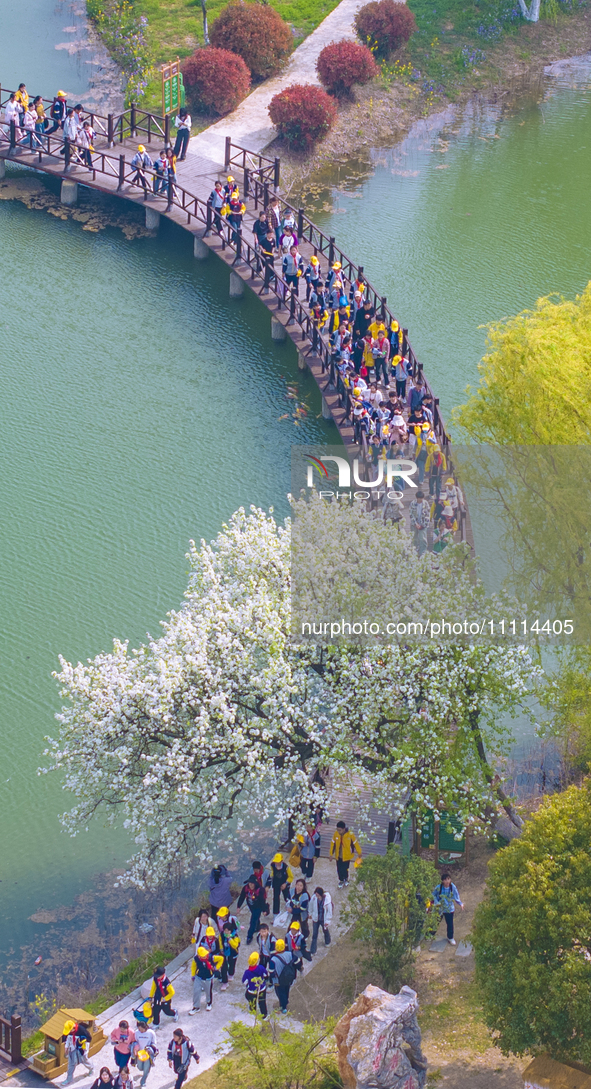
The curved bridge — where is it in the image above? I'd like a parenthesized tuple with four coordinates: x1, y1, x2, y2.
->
(0, 90, 472, 547)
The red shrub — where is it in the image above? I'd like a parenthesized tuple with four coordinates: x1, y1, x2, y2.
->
(354, 0, 417, 56)
(182, 47, 251, 115)
(316, 39, 378, 95)
(210, 1, 293, 79)
(268, 83, 337, 149)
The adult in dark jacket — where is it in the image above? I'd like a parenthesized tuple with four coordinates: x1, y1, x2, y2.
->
(208, 864, 233, 917)
(269, 940, 298, 1013)
(167, 1029, 198, 1089)
(237, 876, 267, 943)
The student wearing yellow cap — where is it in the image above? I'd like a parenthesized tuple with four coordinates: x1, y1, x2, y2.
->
(60, 1020, 93, 1085)
(189, 946, 223, 1013)
(130, 145, 153, 191)
(269, 939, 298, 1013)
(242, 951, 269, 1018)
(266, 853, 293, 915)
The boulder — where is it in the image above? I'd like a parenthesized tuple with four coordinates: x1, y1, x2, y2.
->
(334, 984, 427, 1089)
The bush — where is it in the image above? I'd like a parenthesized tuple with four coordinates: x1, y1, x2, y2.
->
(341, 847, 439, 988)
(355, 0, 417, 57)
(473, 781, 591, 1064)
(216, 1019, 341, 1088)
(182, 47, 250, 116)
(316, 39, 378, 95)
(210, 1, 293, 79)
(268, 83, 337, 149)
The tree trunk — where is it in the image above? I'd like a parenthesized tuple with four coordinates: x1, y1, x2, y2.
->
(517, 0, 541, 22)
(470, 712, 523, 830)
(201, 0, 209, 43)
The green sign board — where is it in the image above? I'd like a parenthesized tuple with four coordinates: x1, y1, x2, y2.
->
(162, 60, 185, 116)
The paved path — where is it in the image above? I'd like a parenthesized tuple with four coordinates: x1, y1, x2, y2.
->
(188, 0, 368, 164)
(9, 859, 347, 1089)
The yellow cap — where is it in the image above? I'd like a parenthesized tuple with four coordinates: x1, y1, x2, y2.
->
(275, 939, 286, 952)
(206, 926, 216, 937)
(57, 90, 66, 97)
(227, 175, 234, 182)
(332, 262, 341, 270)
(138, 144, 145, 152)
(310, 256, 319, 264)
(446, 477, 454, 485)
(273, 853, 283, 863)
(289, 920, 300, 930)
(248, 952, 260, 966)
(137, 1050, 149, 1062)
(197, 946, 209, 958)
(217, 906, 229, 916)
(63, 1021, 76, 1035)
(391, 321, 399, 331)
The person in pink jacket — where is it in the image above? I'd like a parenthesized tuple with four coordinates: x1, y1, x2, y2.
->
(110, 1021, 136, 1072)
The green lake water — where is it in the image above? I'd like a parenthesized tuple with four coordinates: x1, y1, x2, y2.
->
(0, 192, 331, 972)
(1, 52, 591, 989)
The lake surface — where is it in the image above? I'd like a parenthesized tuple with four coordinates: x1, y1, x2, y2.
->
(2, 44, 591, 995)
(0, 188, 332, 978)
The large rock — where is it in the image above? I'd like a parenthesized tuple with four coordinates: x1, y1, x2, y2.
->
(334, 984, 427, 1089)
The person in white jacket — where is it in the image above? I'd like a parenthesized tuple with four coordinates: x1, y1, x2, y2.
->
(309, 887, 332, 954)
(3, 94, 21, 140)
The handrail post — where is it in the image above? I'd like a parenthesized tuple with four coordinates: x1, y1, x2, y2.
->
(225, 135, 231, 170)
(328, 236, 335, 266)
(297, 207, 304, 238)
(289, 289, 296, 324)
(9, 120, 16, 148)
(205, 202, 212, 236)
(244, 167, 250, 200)
(107, 113, 114, 146)
(164, 115, 170, 146)
(263, 182, 269, 210)
(63, 137, 71, 170)
(10, 1016, 21, 1063)
(118, 153, 125, 189)
(130, 102, 136, 137)
(274, 157, 280, 189)
(381, 296, 387, 320)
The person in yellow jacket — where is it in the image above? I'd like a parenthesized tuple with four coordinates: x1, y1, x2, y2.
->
(189, 946, 224, 1013)
(330, 821, 362, 888)
(266, 853, 294, 915)
(425, 442, 446, 499)
(149, 966, 177, 1026)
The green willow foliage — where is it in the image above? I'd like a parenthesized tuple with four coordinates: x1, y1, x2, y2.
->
(88, 0, 153, 105)
(473, 782, 591, 1062)
(215, 1019, 342, 1089)
(342, 848, 438, 988)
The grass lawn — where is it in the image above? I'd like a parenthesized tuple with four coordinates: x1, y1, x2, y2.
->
(134, 0, 343, 113)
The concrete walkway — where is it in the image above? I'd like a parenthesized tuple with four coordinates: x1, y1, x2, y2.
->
(29, 859, 347, 1089)
(188, 0, 367, 165)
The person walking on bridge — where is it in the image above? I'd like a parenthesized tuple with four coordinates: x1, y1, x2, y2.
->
(165, 147, 177, 208)
(14, 83, 28, 126)
(46, 90, 67, 134)
(173, 108, 191, 161)
(131, 145, 153, 191)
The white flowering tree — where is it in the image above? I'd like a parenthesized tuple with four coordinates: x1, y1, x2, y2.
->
(46, 497, 541, 887)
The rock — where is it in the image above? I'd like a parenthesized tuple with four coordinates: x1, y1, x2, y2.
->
(334, 984, 427, 1089)
(494, 815, 521, 843)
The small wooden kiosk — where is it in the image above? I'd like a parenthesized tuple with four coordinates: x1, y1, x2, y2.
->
(31, 1007, 107, 1080)
(523, 1055, 591, 1089)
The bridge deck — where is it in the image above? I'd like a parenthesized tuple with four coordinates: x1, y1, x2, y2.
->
(0, 127, 473, 545)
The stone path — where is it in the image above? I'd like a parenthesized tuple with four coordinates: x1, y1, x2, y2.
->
(15, 859, 348, 1089)
(188, 0, 369, 165)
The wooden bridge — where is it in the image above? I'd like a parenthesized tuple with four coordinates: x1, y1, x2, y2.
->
(0, 91, 471, 544)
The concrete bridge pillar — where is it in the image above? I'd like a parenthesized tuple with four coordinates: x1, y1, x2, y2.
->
(0, 160, 5, 180)
(60, 179, 78, 205)
(229, 271, 244, 298)
(297, 352, 307, 371)
(193, 234, 209, 260)
(322, 396, 333, 421)
(271, 317, 286, 341)
(145, 206, 160, 231)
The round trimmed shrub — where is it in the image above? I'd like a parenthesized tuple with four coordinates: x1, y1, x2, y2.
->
(268, 83, 337, 149)
(210, 1, 293, 79)
(182, 47, 251, 116)
(354, 0, 417, 57)
(316, 39, 378, 96)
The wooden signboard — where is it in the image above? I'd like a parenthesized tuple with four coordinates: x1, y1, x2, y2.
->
(161, 59, 185, 116)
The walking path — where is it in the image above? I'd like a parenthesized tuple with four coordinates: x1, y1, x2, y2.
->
(12, 859, 348, 1089)
(188, 0, 369, 164)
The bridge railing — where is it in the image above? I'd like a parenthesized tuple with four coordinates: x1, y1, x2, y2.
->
(0, 1014, 21, 1064)
(224, 137, 280, 188)
(0, 88, 170, 148)
(0, 122, 467, 540)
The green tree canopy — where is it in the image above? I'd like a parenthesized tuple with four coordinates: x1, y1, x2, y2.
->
(473, 781, 591, 1063)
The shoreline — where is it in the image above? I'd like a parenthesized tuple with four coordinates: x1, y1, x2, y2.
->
(274, 7, 591, 199)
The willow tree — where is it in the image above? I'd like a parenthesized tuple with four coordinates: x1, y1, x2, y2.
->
(45, 498, 540, 888)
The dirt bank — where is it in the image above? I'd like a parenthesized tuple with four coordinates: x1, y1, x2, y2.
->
(277, 6, 591, 200)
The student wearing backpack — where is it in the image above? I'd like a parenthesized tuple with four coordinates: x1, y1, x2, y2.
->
(269, 939, 298, 1013)
(60, 1020, 93, 1085)
(167, 1028, 198, 1089)
(309, 887, 333, 954)
(242, 951, 269, 1018)
(432, 872, 464, 945)
(237, 875, 267, 943)
(266, 853, 293, 915)
(220, 920, 241, 987)
(189, 945, 223, 1012)
(132, 1023, 158, 1087)
(149, 967, 178, 1026)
